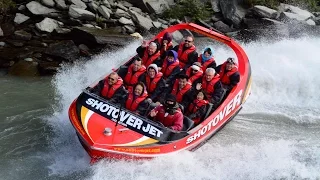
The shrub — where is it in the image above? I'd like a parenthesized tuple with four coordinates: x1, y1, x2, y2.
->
(162, 0, 213, 21)
(0, 0, 16, 15)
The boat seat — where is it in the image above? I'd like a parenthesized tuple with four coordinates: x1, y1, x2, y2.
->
(203, 103, 214, 119)
(181, 116, 194, 131)
(178, 103, 184, 113)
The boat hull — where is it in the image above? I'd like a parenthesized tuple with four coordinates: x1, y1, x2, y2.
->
(68, 23, 252, 161)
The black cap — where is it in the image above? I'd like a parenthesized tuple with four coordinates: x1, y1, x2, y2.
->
(165, 94, 177, 103)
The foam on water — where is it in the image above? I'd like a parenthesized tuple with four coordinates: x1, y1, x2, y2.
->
(87, 140, 320, 180)
(48, 37, 320, 179)
(240, 37, 320, 123)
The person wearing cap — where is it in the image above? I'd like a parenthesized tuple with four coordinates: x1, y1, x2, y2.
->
(173, 35, 198, 69)
(216, 57, 240, 93)
(125, 82, 149, 116)
(197, 47, 216, 71)
(136, 40, 162, 67)
(91, 72, 127, 105)
(169, 74, 194, 110)
(119, 58, 146, 92)
(142, 64, 166, 103)
(196, 68, 225, 108)
(186, 90, 209, 125)
(185, 62, 203, 85)
(161, 50, 181, 86)
(149, 94, 183, 131)
(156, 32, 174, 59)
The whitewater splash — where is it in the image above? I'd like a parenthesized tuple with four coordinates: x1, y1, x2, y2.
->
(242, 37, 320, 123)
(48, 37, 320, 179)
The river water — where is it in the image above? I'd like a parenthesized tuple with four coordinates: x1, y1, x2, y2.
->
(1, 37, 320, 180)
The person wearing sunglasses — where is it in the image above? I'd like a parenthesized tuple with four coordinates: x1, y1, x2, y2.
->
(173, 35, 198, 69)
(125, 82, 149, 116)
(185, 62, 203, 85)
(90, 72, 127, 105)
(215, 57, 240, 93)
(136, 40, 162, 68)
(197, 47, 216, 71)
(195, 68, 225, 109)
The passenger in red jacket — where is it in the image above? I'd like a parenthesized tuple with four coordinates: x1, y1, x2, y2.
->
(91, 72, 127, 105)
(125, 82, 149, 116)
(136, 41, 162, 67)
(118, 58, 146, 92)
(185, 62, 203, 85)
(196, 68, 225, 109)
(169, 74, 194, 110)
(149, 94, 183, 131)
(186, 90, 209, 125)
(157, 32, 173, 60)
(197, 47, 216, 71)
(142, 64, 166, 103)
(215, 57, 240, 93)
(173, 35, 198, 69)
(161, 50, 181, 86)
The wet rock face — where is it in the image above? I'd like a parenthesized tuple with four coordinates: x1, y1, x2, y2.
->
(69, 27, 135, 47)
(45, 40, 80, 61)
(26, 1, 58, 15)
(8, 60, 40, 76)
(0, 0, 319, 76)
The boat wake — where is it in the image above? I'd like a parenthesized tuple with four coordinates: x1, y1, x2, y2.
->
(47, 37, 320, 179)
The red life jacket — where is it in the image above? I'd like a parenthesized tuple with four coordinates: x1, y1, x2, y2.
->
(159, 38, 173, 55)
(141, 49, 161, 68)
(177, 43, 196, 68)
(186, 67, 203, 84)
(219, 62, 238, 85)
(125, 89, 148, 112)
(202, 74, 220, 98)
(154, 105, 183, 131)
(124, 64, 146, 86)
(197, 55, 215, 71)
(146, 72, 163, 93)
(171, 79, 192, 103)
(161, 59, 180, 78)
(101, 77, 123, 99)
(187, 99, 209, 124)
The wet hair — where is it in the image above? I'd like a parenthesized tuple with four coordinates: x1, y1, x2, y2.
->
(134, 82, 145, 95)
(185, 35, 194, 41)
(197, 90, 208, 100)
(178, 73, 189, 80)
(134, 57, 142, 63)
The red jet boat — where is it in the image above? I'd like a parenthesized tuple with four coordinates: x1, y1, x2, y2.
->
(68, 23, 252, 162)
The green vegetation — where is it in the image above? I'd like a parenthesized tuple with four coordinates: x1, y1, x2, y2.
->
(162, 0, 213, 21)
(244, 0, 320, 11)
(0, 0, 16, 15)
